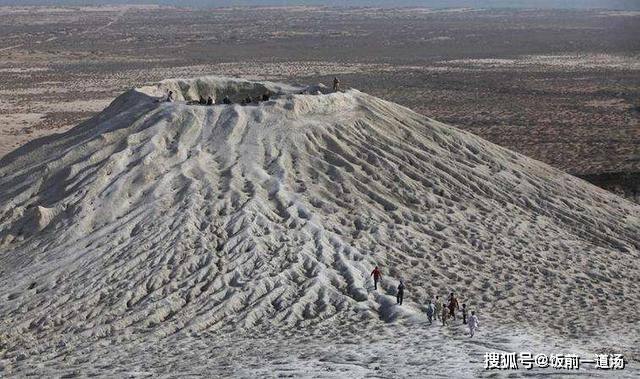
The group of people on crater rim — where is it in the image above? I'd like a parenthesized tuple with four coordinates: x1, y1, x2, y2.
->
(162, 90, 272, 105)
(370, 266, 480, 337)
(161, 77, 343, 105)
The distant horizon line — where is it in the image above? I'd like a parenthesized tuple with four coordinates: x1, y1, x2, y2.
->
(1, 4, 639, 11)
(1, 1, 639, 12)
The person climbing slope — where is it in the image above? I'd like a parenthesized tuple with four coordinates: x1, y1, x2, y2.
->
(434, 295, 442, 322)
(441, 302, 448, 326)
(396, 280, 405, 305)
(370, 266, 382, 290)
(462, 303, 468, 324)
(468, 311, 479, 337)
(425, 299, 435, 324)
(448, 292, 460, 320)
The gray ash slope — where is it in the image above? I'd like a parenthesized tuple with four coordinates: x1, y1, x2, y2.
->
(0, 77, 638, 354)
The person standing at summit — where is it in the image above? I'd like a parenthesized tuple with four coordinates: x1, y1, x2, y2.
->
(370, 266, 382, 290)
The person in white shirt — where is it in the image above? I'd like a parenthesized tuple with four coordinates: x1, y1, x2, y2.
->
(434, 296, 442, 321)
(468, 311, 479, 337)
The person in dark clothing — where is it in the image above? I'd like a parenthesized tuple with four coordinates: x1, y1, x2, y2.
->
(396, 280, 405, 305)
(462, 303, 468, 324)
(222, 96, 231, 105)
(448, 292, 460, 320)
(333, 77, 340, 92)
(207, 96, 213, 105)
(370, 266, 382, 290)
(262, 92, 270, 101)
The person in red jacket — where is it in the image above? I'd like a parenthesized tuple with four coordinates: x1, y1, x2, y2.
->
(371, 266, 382, 290)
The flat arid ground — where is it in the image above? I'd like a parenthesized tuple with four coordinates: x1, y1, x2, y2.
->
(0, 5, 638, 199)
